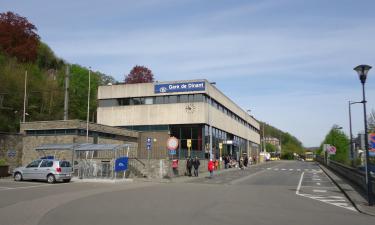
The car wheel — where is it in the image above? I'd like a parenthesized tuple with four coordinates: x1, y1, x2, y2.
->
(63, 179, 71, 183)
(47, 174, 56, 184)
(14, 173, 23, 181)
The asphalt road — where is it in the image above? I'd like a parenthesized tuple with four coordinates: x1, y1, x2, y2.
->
(0, 160, 374, 225)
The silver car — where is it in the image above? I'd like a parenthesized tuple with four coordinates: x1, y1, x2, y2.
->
(13, 159, 72, 183)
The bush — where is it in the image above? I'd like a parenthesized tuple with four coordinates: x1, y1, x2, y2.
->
(0, 158, 7, 166)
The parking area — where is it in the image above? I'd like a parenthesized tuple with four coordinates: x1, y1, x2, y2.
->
(0, 178, 56, 190)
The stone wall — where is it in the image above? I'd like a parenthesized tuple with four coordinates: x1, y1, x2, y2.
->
(142, 159, 225, 179)
(0, 133, 23, 173)
(138, 131, 170, 159)
(22, 135, 138, 165)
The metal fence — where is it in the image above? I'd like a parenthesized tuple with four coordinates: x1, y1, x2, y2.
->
(75, 144, 138, 179)
(316, 156, 375, 199)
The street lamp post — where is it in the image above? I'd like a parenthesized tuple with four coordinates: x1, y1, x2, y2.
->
(349, 101, 361, 166)
(353, 64, 373, 206)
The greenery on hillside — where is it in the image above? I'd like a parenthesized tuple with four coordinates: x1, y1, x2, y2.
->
(0, 11, 116, 132)
(261, 122, 304, 159)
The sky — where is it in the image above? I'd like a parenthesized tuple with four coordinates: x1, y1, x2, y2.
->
(1, 0, 375, 147)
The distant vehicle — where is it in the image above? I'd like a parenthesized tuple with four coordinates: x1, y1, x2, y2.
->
(13, 159, 72, 183)
(304, 151, 314, 162)
(270, 152, 280, 161)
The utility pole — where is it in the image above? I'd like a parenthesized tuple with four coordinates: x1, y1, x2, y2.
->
(64, 65, 70, 120)
(22, 70, 28, 123)
(86, 67, 91, 142)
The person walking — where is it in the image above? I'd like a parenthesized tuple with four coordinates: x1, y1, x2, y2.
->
(224, 155, 229, 169)
(244, 156, 249, 168)
(186, 157, 193, 176)
(192, 156, 200, 177)
(208, 159, 214, 178)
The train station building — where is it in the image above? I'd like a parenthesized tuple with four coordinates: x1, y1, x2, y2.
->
(97, 79, 261, 160)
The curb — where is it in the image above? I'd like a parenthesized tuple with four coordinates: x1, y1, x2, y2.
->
(318, 163, 375, 216)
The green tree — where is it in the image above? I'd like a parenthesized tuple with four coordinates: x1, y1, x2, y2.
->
(319, 125, 350, 165)
(266, 143, 276, 152)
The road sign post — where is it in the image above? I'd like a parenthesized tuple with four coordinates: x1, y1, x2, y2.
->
(219, 143, 223, 169)
(147, 137, 152, 172)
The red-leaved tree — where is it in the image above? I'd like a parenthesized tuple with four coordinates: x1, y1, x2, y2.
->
(0, 11, 40, 62)
(124, 65, 154, 84)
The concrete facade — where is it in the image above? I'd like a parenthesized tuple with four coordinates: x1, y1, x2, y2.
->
(97, 80, 260, 141)
(97, 79, 261, 157)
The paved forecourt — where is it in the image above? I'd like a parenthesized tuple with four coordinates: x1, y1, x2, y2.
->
(0, 161, 374, 225)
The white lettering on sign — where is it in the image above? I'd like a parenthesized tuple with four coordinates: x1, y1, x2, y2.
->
(169, 84, 180, 89)
(188, 83, 204, 88)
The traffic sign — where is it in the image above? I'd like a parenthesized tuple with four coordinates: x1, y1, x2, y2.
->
(146, 137, 152, 151)
(370, 133, 375, 150)
(115, 157, 129, 172)
(167, 137, 179, 151)
(328, 146, 336, 155)
(7, 150, 16, 158)
(169, 150, 177, 155)
(187, 139, 192, 148)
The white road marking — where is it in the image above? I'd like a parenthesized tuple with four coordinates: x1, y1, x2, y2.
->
(0, 183, 68, 191)
(274, 168, 279, 171)
(289, 169, 293, 171)
(0, 186, 12, 190)
(281, 168, 286, 171)
(296, 171, 356, 212)
(321, 199, 346, 202)
(313, 189, 327, 193)
(296, 172, 304, 195)
(312, 179, 321, 181)
(330, 196, 345, 199)
(316, 183, 321, 185)
(267, 168, 271, 170)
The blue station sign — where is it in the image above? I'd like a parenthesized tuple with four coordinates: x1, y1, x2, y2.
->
(154, 81, 205, 94)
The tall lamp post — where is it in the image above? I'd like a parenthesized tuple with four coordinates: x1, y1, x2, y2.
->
(353, 64, 373, 206)
(349, 101, 361, 166)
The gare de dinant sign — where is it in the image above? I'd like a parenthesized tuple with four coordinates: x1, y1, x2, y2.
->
(154, 81, 205, 94)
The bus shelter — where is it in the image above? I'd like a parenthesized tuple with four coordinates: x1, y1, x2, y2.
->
(34, 143, 137, 180)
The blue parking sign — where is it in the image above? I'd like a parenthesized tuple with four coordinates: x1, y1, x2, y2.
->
(7, 150, 16, 158)
(115, 157, 128, 172)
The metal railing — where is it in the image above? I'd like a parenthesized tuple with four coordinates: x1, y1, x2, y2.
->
(316, 156, 375, 199)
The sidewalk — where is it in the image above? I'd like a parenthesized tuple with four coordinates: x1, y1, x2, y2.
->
(136, 162, 265, 184)
(319, 164, 375, 216)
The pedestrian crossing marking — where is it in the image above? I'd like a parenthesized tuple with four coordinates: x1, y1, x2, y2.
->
(296, 172, 356, 212)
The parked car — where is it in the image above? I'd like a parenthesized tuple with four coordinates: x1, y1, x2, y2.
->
(13, 159, 72, 183)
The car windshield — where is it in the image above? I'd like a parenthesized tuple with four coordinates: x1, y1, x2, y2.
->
(26, 160, 42, 168)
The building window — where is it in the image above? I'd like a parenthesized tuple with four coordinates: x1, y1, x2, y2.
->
(194, 94, 203, 102)
(155, 96, 164, 104)
(168, 95, 178, 104)
(180, 95, 188, 103)
(145, 97, 153, 105)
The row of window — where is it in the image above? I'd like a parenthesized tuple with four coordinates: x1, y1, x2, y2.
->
(99, 94, 259, 134)
(25, 129, 133, 141)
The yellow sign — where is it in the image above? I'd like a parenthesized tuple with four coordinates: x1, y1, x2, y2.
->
(187, 139, 192, 148)
(219, 143, 223, 149)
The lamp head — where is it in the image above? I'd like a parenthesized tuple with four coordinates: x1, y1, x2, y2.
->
(354, 64, 372, 84)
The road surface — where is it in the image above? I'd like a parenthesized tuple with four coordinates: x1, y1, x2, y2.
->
(0, 160, 373, 225)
